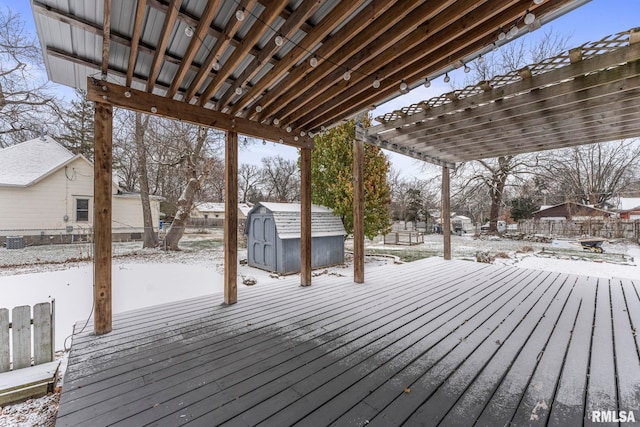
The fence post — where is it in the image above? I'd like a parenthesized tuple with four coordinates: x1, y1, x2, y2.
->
(0, 309, 8, 372)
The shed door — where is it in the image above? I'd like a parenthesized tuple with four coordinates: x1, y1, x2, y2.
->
(251, 215, 276, 270)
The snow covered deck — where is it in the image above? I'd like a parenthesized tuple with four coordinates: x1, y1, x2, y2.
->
(56, 258, 640, 426)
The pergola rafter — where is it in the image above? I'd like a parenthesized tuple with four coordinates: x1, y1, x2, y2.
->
(368, 29, 640, 165)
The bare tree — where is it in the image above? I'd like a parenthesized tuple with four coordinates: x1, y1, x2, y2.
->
(238, 163, 262, 203)
(133, 112, 159, 248)
(163, 125, 220, 250)
(261, 155, 300, 202)
(112, 110, 139, 192)
(540, 140, 640, 208)
(452, 29, 569, 233)
(454, 155, 538, 231)
(0, 8, 58, 146)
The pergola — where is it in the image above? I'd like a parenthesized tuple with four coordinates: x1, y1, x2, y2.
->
(30, 0, 615, 335)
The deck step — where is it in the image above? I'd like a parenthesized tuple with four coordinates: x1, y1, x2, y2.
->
(0, 360, 60, 406)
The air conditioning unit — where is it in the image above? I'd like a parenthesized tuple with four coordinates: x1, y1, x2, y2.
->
(6, 236, 24, 249)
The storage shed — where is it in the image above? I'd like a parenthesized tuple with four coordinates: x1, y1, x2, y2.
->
(245, 202, 346, 274)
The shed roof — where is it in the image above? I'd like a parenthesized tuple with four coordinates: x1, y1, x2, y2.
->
(195, 202, 253, 214)
(247, 202, 346, 239)
(0, 135, 79, 186)
(533, 201, 612, 215)
(195, 202, 226, 212)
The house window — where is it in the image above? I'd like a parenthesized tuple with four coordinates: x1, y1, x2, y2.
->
(76, 199, 89, 222)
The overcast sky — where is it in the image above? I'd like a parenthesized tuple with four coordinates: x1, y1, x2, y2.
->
(3, 0, 639, 179)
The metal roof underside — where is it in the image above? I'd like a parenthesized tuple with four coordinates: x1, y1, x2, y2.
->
(367, 29, 640, 167)
(30, 0, 590, 149)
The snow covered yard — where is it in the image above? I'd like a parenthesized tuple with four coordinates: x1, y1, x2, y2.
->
(0, 233, 638, 426)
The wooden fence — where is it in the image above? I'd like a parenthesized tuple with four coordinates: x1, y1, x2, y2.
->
(517, 219, 640, 240)
(0, 301, 55, 373)
(383, 231, 425, 246)
(0, 302, 59, 405)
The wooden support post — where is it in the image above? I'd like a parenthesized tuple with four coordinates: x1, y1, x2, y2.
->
(300, 146, 312, 286)
(94, 102, 113, 335)
(353, 136, 365, 283)
(224, 130, 238, 304)
(442, 165, 452, 260)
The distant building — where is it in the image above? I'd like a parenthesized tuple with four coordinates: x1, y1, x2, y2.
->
(614, 197, 640, 220)
(191, 202, 253, 220)
(532, 202, 612, 221)
(0, 136, 161, 245)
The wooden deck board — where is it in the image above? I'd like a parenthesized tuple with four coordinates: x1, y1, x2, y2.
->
(60, 260, 470, 422)
(55, 259, 640, 427)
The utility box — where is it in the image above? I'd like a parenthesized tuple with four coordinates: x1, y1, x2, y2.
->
(6, 236, 24, 249)
(245, 202, 346, 274)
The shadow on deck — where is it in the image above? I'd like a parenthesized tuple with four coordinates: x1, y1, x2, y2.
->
(56, 258, 640, 426)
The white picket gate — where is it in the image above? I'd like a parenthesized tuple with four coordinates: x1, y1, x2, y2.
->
(0, 301, 58, 406)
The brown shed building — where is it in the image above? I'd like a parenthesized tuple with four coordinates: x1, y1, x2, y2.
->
(532, 202, 613, 221)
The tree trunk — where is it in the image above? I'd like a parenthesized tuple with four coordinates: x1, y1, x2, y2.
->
(164, 177, 199, 250)
(163, 127, 210, 250)
(488, 157, 509, 233)
(134, 112, 157, 248)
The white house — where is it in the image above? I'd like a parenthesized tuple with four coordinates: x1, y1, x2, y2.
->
(0, 136, 161, 245)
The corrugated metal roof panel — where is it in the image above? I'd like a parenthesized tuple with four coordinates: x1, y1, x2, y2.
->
(140, 6, 164, 46)
(111, 0, 136, 36)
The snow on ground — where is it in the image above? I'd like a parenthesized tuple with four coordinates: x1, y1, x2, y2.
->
(494, 248, 639, 280)
(1, 262, 225, 350)
(0, 233, 638, 426)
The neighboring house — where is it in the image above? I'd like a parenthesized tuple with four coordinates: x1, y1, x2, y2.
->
(532, 202, 612, 221)
(0, 136, 161, 245)
(191, 202, 253, 220)
(614, 197, 640, 220)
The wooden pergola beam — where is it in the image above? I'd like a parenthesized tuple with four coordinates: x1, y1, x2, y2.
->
(224, 130, 238, 305)
(198, 0, 289, 107)
(273, 0, 475, 127)
(302, 0, 562, 131)
(101, 0, 111, 77)
(366, 135, 455, 169)
(300, 146, 312, 287)
(369, 42, 640, 135)
(353, 123, 365, 284)
(167, 0, 221, 99)
(248, 0, 415, 121)
(449, 112, 640, 161)
(217, 0, 323, 112)
(147, 0, 182, 93)
(442, 166, 451, 260)
(378, 56, 640, 143)
(85, 79, 312, 148)
(185, 0, 258, 102)
(126, 0, 147, 87)
(235, 0, 366, 119)
(409, 89, 640, 155)
(93, 102, 113, 335)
